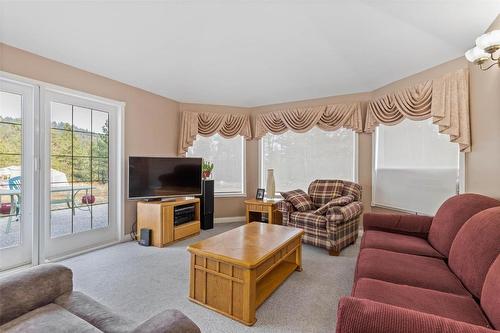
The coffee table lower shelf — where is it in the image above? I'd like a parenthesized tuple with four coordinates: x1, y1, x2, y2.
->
(256, 261, 298, 308)
(188, 236, 302, 326)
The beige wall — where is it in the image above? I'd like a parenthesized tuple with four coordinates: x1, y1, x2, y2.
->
(466, 15, 500, 198)
(1, 43, 180, 233)
(2, 13, 500, 232)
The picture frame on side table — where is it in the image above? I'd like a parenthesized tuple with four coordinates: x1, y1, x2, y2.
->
(256, 188, 265, 200)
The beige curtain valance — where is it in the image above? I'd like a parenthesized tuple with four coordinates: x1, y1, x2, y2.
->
(254, 102, 363, 139)
(365, 69, 470, 152)
(178, 111, 252, 155)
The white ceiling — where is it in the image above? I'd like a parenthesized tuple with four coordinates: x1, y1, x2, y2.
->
(1, 1, 499, 107)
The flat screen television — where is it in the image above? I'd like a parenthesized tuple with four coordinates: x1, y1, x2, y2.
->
(128, 156, 202, 200)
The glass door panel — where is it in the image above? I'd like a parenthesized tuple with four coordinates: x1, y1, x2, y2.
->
(42, 90, 116, 260)
(48, 103, 109, 238)
(0, 78, 35, 271)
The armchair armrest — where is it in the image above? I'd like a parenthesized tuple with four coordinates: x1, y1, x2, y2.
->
(275, 200, 295, 213)
(328, 202, 363, 223)
(314, 195, 355, 215)
(131, 309, 201, 333)
(363, 213, 433, 238)
(336, 297, 496, 333)
(0, 264, 73, 325)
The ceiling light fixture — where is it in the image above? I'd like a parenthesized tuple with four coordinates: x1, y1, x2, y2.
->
(465, 30, 500, 71)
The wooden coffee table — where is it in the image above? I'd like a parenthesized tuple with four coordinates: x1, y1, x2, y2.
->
(187, 222, 304, 325)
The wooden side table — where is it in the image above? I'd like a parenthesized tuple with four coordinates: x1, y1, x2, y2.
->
(244, 199, 282, 225)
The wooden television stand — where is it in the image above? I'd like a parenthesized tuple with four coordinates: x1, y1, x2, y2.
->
(137, 197, 201, 247)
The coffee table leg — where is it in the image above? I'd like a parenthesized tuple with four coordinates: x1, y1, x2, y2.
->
(242, 268, 256, 325)
(295, 244, 303, 272)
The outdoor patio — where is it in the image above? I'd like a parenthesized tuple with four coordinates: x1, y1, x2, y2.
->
(0, 203, 108, 249)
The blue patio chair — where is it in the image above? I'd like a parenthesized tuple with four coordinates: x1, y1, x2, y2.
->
(5, 176, 21, 233)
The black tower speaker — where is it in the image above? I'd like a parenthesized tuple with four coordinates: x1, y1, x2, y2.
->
(198, 179, 214, 230)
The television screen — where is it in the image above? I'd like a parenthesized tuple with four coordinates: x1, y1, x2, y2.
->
(128, 156, 202, 199)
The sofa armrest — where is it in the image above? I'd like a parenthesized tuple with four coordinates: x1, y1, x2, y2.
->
(275, 200, 295, 213)
(336, 297, 496, 333)
(131, 309, 200, 333)
(55, 291, 136, 333)
(0, 264, 73, 325)
(363, 212, 433, 238)
(328, 202, 363, 223)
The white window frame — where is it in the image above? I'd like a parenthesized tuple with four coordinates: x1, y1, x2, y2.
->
(40, 86, 125, 261)
(371, 125, 466, 215)
(258, 130, 359, 192)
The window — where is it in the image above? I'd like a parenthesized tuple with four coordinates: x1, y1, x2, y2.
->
(260, 127, 356, 192)
(0, 90, 23, 249)
(373, 118, 460, 215)
(50, 102, 109, 238)
(187, 134, 245, 195)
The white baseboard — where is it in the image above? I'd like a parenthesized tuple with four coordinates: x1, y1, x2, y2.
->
(214, 216, 246, 224)
(46, 240, 123, 263)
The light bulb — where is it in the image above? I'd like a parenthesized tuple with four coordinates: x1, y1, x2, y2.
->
(476, 30, 500, 53)
(465, 47, 489, 63)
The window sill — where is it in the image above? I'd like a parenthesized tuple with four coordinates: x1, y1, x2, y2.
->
(214, 193, 247, 198)
(371, 203, 422, 215)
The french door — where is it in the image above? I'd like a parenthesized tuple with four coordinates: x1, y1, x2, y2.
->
(0, 78, 36, 271)
(41, 89, 122, 260)
(0, 74, 123, 271)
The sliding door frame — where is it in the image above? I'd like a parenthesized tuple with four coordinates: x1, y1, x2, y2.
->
(0, 75, 39, 271)
(40, 86, 125, 261)
(0, 71, 125, 267)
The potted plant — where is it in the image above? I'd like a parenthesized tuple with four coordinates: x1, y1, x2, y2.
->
(202, 161, 214, 179)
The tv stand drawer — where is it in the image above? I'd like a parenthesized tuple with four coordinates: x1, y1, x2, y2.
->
(174, 221, 200, 240)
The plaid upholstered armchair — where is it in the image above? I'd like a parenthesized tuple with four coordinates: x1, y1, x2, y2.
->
(276, 179, 363, 256)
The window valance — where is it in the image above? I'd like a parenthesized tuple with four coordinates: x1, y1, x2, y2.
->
(365, 68, 470, 152)
(178, 111, 252, 155)
(253, 102, 363, 139)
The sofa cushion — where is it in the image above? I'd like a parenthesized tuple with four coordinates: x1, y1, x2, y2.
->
(281, 189, 315, 212)
(313, 195, 354, 215)
(355, 248, 470, 296)
(353, 278, 491, 328)
(481, 256, 500, 329)
(0, 303, 101, 333)
(361, 230, 444, 258)
(308, 180, 344, 207)
(55, 291, 134, 333)
(448, 206, 500, 299)
(428, 194, 500, 258)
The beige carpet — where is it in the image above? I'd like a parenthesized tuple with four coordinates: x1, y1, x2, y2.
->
(61, 222, 360, 333)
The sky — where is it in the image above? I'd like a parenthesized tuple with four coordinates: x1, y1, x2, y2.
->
(1, 91, 108, 133)
(0, 91, 21, 119)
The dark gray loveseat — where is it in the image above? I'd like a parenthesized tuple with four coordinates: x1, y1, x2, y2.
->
(0, 264, 200, 333)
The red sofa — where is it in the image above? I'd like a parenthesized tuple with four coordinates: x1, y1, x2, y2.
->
(336, 194, 500, 333)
